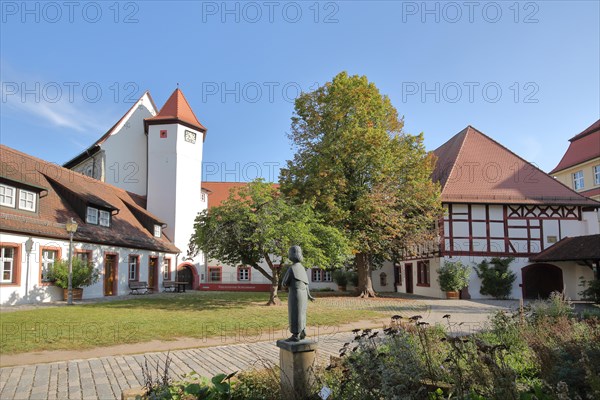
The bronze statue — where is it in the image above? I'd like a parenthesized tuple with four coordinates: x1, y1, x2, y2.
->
(282, 245, 315, 341)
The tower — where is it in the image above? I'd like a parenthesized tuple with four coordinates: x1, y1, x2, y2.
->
(145, 89, 207, 268)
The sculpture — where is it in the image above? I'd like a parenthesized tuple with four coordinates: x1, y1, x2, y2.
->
(282, 245, 315, 341)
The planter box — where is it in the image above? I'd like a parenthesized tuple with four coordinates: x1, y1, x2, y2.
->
(62, 288, 83, 301)
(445, 291, 459, 300)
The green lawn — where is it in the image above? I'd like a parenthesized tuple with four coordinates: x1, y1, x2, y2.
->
(0, 292, 423, 354)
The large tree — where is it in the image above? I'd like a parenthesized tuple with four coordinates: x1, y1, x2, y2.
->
(280, 72, 442, 297)
(189, 180, 350, 305)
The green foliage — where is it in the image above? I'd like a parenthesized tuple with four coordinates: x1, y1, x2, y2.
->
(333, 270, 349, 287)
(280, 72, 442, 294)
(47, 257, 100, 289)
(437, 261, 470, 292)
(579, 276, 600, 303)
(189, 179, 351, 303)
(528, 291, 574, 321)
(474, 258, 516, 299)
(228, 369, 281, 400)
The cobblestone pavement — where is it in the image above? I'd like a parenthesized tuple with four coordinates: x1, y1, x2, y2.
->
(0, 332, 354, 400)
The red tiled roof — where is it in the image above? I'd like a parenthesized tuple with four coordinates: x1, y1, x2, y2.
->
(550, 119, 600, 174)
(433, 126, 600, 207)
(580, 187, 600, 199)
(530, 234, 600, 262)
(201, 182, 279, 209)
(0, 145, 179, 253)
(145, 88, 207, 134)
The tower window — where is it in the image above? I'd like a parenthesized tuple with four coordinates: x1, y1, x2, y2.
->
(154, 225, 162, 237)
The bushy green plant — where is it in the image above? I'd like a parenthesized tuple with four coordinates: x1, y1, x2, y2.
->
(437, 261, 470, 292)
(529, 291, 573, 321)
(474, 258, 516, 299)
(348, 271, 359, 287)
(333, 270, 349, 287)
(228, 369, 281, 400)
(47, 257, 100, 289)
(579, 276, 600, 303)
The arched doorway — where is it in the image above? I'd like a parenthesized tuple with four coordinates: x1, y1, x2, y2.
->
(177, 263, 199, 290)
(522, 263, 563, 299)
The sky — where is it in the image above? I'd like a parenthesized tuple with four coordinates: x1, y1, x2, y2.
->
(1, 0, 599, 183)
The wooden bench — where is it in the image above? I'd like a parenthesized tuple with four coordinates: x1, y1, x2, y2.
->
(163, 280, 176, 292)
(129, 281, 149, 295)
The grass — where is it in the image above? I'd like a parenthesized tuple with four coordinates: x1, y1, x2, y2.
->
(0, 291, 423, 354)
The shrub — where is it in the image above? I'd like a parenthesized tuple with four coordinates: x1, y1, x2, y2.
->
(333, 270, 349, 287)
(474, 257, 516, 299)
(579, 276, 600, 303)
(348, 271, 359, 287)
(437, 261, 470, 292)
(47, 257, 100, 289)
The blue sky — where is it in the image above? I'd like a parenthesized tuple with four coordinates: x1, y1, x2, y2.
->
(1, 1, 599, 182)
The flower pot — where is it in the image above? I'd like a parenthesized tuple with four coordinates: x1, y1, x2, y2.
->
(63, 288, 83, 301)
(445, 291, 459, 300)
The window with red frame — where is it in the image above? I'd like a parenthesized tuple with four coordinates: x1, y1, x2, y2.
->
(417, 260, 430, 286)
(238, 266, 250, 281)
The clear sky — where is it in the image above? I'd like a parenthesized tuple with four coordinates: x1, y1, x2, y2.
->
(1, 1, 599, 182)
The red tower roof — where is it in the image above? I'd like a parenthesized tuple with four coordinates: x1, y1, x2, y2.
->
(145, 88, 207, 135)
(550, 119, 600, 174)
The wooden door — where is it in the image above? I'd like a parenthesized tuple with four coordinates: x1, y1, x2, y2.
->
(149, 257, 158, 291)
(405, 263, 413, 294)
(104, 254, 117, 296)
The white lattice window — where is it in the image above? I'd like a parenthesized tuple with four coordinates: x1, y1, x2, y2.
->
(0, 185, 16, 208)
(594, 165, 600, 186)
(1, 247, 15, 283)
(86, 207, 98, 224)
(99, 210, 110, 227)
(18, 189, 36, 211)
(128, 256, 138, 281)
(573, 171, 584, 190)
(41, 249, 58, 282)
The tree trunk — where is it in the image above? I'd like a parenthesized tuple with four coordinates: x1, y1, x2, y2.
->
(266, 267, 282, 306)
(356, 252, 376, 298)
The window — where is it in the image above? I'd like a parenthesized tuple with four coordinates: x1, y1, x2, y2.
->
(0, 246, 17, 284)
(417, 260, 430, 286)
(128, 255, 138, 281)
(238, 266, 250, 281)
(594, 165, 600, 186)
(86, 207, 98, 224)
(380, 272, 387, 287)
(18, 189, 36, 211)
(99, 210, 110, 227)
(153, 225, 162, 238)
(162, 258, 171, 280)
(201, 193, 207, 202)
(311, 269, 332, 282)
(0, 185, 16, 208)
(573, 171, 584, 190)
(41, 249, 58, 282)
(76, 251, 92, 266)
(394, 263, 402, 286)
(209, 267, 221, 282)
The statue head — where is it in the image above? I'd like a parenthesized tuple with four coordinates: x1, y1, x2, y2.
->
(288, 245, 304, 263)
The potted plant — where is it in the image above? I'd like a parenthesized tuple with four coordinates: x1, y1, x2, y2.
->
(48, 257, 100, 300)
(333, 270, 349, 291)
(437, 260, 470, 299)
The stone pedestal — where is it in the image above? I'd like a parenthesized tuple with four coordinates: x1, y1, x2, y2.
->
(276, 339, 318, 399)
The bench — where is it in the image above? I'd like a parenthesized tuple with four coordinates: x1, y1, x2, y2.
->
(129, 281, 149, 295)
(163, 280, 176, 292)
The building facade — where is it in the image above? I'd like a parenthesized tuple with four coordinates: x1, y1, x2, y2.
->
(551, 119, 600, 201)
(0, 146, 179, 305)
(385, 126, 600, 300)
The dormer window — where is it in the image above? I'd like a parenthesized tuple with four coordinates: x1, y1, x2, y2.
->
(99, 210, 111, 227)
(0, 184, 16, 207)
(153, 224, 162, 237)
(18, 189, 36, 211)
(0, 184, 37, 212)
(86, 207, 111, 227)
(86, 207, 98, 224)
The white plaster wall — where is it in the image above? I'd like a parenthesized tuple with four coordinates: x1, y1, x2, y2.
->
(582, 210, 600, 235)
(372, 261, 395, 293)
(102, 95, 156, 196)
(205, 258, 275, 284)
(0, 233, 174, 305)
